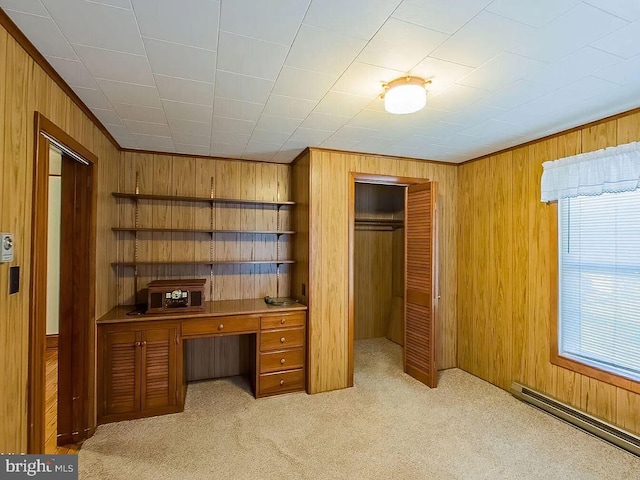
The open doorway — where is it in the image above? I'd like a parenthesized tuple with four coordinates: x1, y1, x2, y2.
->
(29, 114, 97, 454)
(349, 174, 438, 389)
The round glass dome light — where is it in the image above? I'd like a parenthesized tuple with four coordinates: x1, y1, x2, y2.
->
(383, 76, 428, 115)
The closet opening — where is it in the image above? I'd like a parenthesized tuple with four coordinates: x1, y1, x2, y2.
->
(348, 174, 438, 390)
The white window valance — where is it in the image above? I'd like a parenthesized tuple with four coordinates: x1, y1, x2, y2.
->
(540, 141, 640, 202)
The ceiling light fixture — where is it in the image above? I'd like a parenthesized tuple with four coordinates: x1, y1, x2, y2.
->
(382, 76, 431, 115)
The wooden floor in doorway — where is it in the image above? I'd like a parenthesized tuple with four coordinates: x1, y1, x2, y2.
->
(45, 347, 81, 454)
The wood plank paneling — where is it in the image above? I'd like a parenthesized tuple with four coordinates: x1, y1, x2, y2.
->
(0, 21, 119, 453)
(457, 110, 640, 436)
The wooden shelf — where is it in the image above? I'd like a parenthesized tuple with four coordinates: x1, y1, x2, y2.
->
(113, 192, 295, 206)
(113, 260, 296, 267)
(354, 218, 404, 230)
(112, 227, 296, 235)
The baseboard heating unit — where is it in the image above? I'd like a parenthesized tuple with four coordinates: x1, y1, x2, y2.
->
(511, 382, 640, 457)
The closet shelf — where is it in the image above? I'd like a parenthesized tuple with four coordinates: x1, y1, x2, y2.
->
(112, 260, 295, 267)
(113, 192, 295, 206)
(354, 218, 404, 230)
(113, 227, 296, 235)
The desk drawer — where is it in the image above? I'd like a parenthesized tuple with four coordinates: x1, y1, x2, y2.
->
(259, 369, 305, 396)
(182, 315, 259, 338)
(261, 312, 305, 330)
(260, 327, 304, 352)
(260, 348, 304, 374)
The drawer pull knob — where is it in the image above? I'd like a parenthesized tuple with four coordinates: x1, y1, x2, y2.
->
(280, 380, 285, 386)
(280, 358, 286, 365)
(218, 324, 224, 330)
(280, 318, 286, 324)
(280, 337, 285, 343)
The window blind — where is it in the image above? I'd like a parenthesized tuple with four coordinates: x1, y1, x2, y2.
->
(558, 190, 640, 381)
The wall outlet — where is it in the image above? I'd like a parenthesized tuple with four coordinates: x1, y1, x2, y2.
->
(1, 233, 14, 263)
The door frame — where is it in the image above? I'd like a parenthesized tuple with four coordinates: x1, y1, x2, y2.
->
(28, 112, 98, 453)
(347, 173, 432, 387)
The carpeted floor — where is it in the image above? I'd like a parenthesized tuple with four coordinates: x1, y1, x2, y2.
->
(79, 338, 640, 479)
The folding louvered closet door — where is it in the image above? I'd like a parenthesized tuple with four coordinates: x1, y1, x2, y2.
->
(404, 182, 438, 388)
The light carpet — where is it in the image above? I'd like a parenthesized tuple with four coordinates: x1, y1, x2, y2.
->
(79, 338, 640, 479)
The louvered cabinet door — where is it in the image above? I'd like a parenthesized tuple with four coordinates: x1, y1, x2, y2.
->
(404, 182, 438, 388)
(140, 324, 180, 410)
(103, 330, 141, 416)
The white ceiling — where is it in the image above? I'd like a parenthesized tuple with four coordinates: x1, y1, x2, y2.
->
(3, 0, 640, 163)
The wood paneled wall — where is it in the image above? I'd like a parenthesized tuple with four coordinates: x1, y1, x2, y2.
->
(304, 149, 458, 393)
(457, 111, 640, 435)
(291, 151, 310, 305)
(0, 24, 119, 453)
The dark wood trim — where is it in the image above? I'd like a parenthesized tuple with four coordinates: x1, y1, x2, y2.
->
(350, 173, 431, 186)
(308, 147, 456, 166)
(0, 10, 120, 151)
(46, 334, 58, 350)
(460, 105, 640, 166)
(29, 112, 97, 453)
(120, 148, 287, 165)
(548, 202, 640, 395)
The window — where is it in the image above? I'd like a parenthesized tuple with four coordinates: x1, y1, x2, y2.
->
(557, 190, 640, 383)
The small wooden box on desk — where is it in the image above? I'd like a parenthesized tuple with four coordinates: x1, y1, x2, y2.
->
(97, 299, 307, 425)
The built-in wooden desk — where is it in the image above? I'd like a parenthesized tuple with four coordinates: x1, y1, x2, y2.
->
(97, 299, 307, 424)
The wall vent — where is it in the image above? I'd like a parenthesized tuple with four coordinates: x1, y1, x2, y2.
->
(511, 382, 640, 457)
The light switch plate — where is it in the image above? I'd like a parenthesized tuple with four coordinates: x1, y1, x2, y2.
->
(1, 233, 14, 263)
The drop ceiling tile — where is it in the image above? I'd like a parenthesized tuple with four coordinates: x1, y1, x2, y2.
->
(123, 119, 170, 136)
(430, 11, 537, 67)
(285, 24, 367, 75)
(113, 135, 138, 149)
(300, 112, 350, 131)
(172, 132, 211, 147)
(220, 0, 309, 45)
(303, 0, 401, 41)
(73, 45, 154, 85)
(319, 138, 361, 151)
(96, 79, 162, 108)
(263, 95, 317, 119)
(0, 0, 50, 16)
(162, 100, 212, 123)
(410, 57, 474, 95)
(168, 118, 212, 136)
(289, 128, 333, 144)
(357, 18, 449, 72)
(272, 67, 338, 101)
(485, 0, 581, 28)
(313, 91, 374, 117)
(591, 20, 640, 59)
(378, 145, 425, 159)
(458, 119, 529, 138)
(91, 108, 124, 126)
(533, 47, 623, 89)
(249, 130, 291, 145)
(211, 116, 256, 134)
(480, 79, 554, 110)
(104, 124, 134, 139)
(131, 134, 175, 151)
(131, 0, 219, 50)
(271, 149, 303, 164)
(392, 134, 438, 149)
(513, 3, 628, 62)
(330, 125, 381, 142)
(113, 102, 166, 123)
(458, 52, 547, 91)
(243, 141, 280, 160)
(593, 54, 640, 85)
(355, 136, 403, 153)
(426, 84, 491, 112)
(255, 115, 303, 135)
(154, 75, 214, 106)
(144, 37, 217, 83)
(90, 0, 132, 8)
(45, 57, 97, 89)
(4, 11, 78, 60)
(214, 71, 274, 104)
(443, 105, 507, 126)
(210, 143, 246, 158)
(175, 144, 211, 156)
(213, 97, 264, 122)
(210, 131, 250, 146)
(42, 0, 145, 54)
(392, 0, 493, 35)
(332, 62, 403, 97)
(584, 0, 640, 21)
(217, 32, 289, 80)
(412, 121, 468, 138)
(74, 87, 113, 109)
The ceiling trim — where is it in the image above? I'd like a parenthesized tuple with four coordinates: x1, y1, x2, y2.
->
(119, 148, 292, 165)
(0, 8, 121, 151)
(308, 147, 457, 166)
(460, 105, 640, 166)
